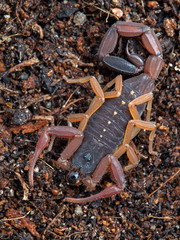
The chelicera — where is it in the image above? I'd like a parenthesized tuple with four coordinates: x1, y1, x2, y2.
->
(29, 21, 163, 203)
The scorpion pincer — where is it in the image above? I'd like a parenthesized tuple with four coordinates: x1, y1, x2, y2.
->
(28, 21, 164, 203)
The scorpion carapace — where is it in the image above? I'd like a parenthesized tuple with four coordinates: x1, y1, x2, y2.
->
(28, 21, 163, 203)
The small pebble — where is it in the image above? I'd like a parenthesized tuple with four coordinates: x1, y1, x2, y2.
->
(147, 1, 159, 9)
(163, 18, 177, 37)
(20, 72, 29, 80)
(34, 166, 39, 173)
(150, 225, 156, 230)
(12, 109, 32, 125)
(75, 205, 83, 216)
(73, 11, 87, 26)
(111, 8, 123, 18)
(9, 189, 14, 197)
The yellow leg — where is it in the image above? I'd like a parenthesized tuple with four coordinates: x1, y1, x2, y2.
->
(65, 76, 104, 98)
(65, 76, 105, 131)
(124, 119, 156, 152)
(103, 75, 122, 98)
(128, 92, 153, 120)
(127, 92, 156, 154)
(65, 75, 123, 131)
(113, 92, 156, 171)
(113, 143, 139, 171)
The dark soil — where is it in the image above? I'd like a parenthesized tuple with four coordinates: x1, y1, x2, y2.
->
(0, 0, 179, 239)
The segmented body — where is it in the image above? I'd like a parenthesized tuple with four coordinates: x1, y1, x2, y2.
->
(71, 73, 154, 174)
(28, 20, 163, 203)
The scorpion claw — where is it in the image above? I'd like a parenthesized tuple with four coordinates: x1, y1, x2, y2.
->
(65, 185, 125, 203)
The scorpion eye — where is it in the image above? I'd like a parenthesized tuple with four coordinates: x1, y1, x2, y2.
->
(68, 172, 79, 184)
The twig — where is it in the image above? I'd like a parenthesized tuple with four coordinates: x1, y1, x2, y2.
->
(40, 159, 54, 170)
(63, 57, 94, 68)
(32, 115, 54, 124)
(66, 231, 89, 239)
(29, 201, 46, 223)
(140, 0, 146, 15)
(8, 57, 39, 74)
(1, 211, 31, 221)
(169, 0, 178, 16)
(15, 172, 29, 201)
(148, 169, 180, 198)
(148, 214, 180, 220)
(25, 94, 53, 108)
(62, 98, 84, 112)
(15, 1, 23, 28)
(0, 85, 19, 94)
(62, 87, 80, 109)
(83, 1, 119, 21)
(43, 205, 66, 237)
(46, 230, 65, 239)
(0, 33, 22, 43)
(32, 23, 44, 39)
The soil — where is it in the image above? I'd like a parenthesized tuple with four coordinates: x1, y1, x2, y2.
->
(0, 0, 179, 239)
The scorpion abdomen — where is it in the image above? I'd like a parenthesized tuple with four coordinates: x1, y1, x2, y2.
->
(71, 73, 154, 174)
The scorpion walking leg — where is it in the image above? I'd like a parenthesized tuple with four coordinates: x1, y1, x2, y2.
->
(67, 96, 104, 132)
(123, 120, 156, 155)
(66, 75, 122, 131)
(113, 119, 156, 172)
(103, 74, 122, 98)
(65, 154, 125, 203)
(113, 92, 156, 171)
(65, 76, 105, 131)
(113, 143, 139, 172)
(128, 92, 157, 154)
(128, 92, 153, 121)
(29, 126, 83, 186)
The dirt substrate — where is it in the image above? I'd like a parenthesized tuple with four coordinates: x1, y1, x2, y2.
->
(0, 1, 179, 239)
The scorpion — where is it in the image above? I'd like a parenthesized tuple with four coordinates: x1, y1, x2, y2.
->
(29, 21, 164, 203)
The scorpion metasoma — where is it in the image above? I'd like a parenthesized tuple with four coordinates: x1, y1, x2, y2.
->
(29, 21, 164, 203)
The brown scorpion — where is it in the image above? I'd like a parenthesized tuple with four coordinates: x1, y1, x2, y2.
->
(29, 21, 164, 203)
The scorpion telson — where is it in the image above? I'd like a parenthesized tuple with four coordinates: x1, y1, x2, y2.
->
(29, 21, 163, 203)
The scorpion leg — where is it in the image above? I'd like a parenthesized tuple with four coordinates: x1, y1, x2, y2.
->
(65, 76, 104, 99)
(128, 92, 157, 152)
(128, 92, 153, 121)
(103, 74, 122, 98)
(113, 144, 139, 172)
(113, 92, 157, 171)
(29, 126, 83, 186)
(123, 120, 157, 155)
(67, 96, 104, 132)
(113, 120, 156, 172)
(67, 113, 89, 129)
(65, 76, 105, 131)
(65, 154, 125, 203)
(66, 75, 122, 131)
